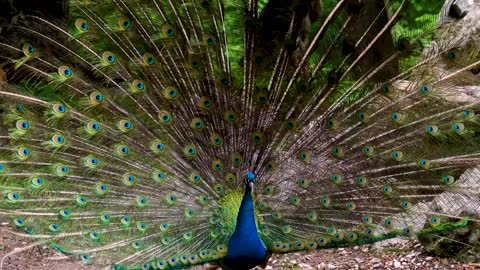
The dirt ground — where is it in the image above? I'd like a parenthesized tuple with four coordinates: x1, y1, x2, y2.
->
(1, 225, 479, 270)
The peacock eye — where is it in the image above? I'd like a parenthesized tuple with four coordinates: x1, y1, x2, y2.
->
(51, 103, 67, 117)
(162, 24, 175, 36)
(115, 144, 129, 156)
(58, 66, 73, 78)
(382, 85, 390, 94)
(158, 111, 172, 124)
(15, 103, 24, 112)
(31, 177, 44, 187)
(442, 175, 455, 185)
(130, 79, 146, 93)
(49, 224, 59, 231)
(18, 147, 31, 159)
(206, 37, 215, 46)
(420, 84, 432, 95)
(16, 120, 30, 131)
(81, 254, 89, 261)
(6, 192, 19, 203)
(362, 146, 374, 156)
(98, 51, 116, 66)
(256, 91, 268, 105)
(22, 43, 36, 57)
(52, 134, 66, 146)
(452, 123, 465, 133)
(75, 19, 89, 32)
(326, 119, 337, 129)
(425, 125, 439, 135)
(463, 110, 474, 118)
(447, 50, 456, 60)
(118, 18, 132, 30)
(85, 121, 101, 135)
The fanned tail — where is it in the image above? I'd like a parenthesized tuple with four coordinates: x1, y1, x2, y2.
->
(0, 0, 479, 269)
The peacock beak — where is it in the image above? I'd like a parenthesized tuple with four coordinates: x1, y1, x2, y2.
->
(249, 182, 254, 189)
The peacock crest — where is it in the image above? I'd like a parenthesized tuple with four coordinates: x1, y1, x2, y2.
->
(0, 0, 479, 269)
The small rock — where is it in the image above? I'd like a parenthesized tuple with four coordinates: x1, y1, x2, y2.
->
(298, 263, 313, 269)
(394, 260, 401, 268)
(405, 252, 419, 258)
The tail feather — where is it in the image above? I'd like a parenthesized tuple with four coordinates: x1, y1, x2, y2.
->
(0, 0, 479, 269)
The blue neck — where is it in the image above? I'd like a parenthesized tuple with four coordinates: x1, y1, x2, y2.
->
(224, 184, 267, 269)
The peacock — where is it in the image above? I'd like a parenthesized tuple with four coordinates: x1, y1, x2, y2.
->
(0, 0, 480, 269)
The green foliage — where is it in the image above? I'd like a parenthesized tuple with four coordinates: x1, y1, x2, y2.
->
(397, 0, 444, 29)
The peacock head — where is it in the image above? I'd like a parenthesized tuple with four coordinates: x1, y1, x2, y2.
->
(245, 172, 256, 189)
